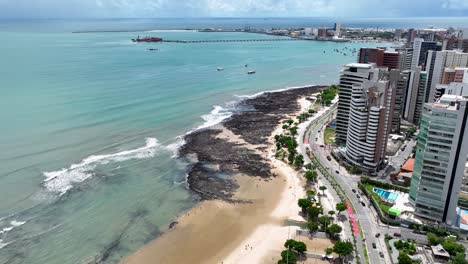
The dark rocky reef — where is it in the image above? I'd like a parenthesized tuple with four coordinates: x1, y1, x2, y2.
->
(180, 86, 325, 201)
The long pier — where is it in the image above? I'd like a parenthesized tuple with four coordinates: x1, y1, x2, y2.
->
(162, 38, 302, 43)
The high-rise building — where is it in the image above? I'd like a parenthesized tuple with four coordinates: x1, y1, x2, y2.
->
(411, 38, 440, 70)
(403, 67, 427, 125)
(389, 70, 410, 133)
(395, 29, 403, 40)
(425, 50, 468, 102)
(395, 47, 414, 71)
(345, 79, 395, 172)
(383, 51, 400, 70)
(358, 48, 384, 65)
(435, 82, 468, 100)
(443, 37, 468, 53)
(409, 95, 468, 225)
(407, 28, 417, 44)
(336, 63, 380, 144)
(442, 67, 468, 84)
(334, 22, 341, 36)
(358, 48, 400, 70)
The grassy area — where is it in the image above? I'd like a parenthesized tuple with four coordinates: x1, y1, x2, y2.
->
(363, 184, 392, 213)
(324, 126, 335, 145)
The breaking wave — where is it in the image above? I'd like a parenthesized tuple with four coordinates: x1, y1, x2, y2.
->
(42, 138, 159, 195)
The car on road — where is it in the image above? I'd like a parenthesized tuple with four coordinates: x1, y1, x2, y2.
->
(372, 242, 376, 249)
(356, 194, 360, 199)
(352, 189, 356, 193)
(361, 202, 366, 207)
(394, 233, 402, 237)
(335, 170, 339, 174)
(320, 145, 324, 148)
(379, 252, 384, 258)
(327, 156, 331, 161)
(375, 233, 380, 238)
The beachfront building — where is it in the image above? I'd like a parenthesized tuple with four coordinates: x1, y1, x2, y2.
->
(389, 70, 410, 133)
(409, 95, 468, 225)
(336, 63, 380, 144)
(345, 79, 395, 172)
(403, 67, 428, 126)
(425, 50, 468, 103)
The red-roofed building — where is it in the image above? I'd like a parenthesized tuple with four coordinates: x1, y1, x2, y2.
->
(402, 158, 415, 173)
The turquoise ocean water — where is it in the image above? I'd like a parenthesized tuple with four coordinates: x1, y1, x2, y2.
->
(1, 19, 397, 263)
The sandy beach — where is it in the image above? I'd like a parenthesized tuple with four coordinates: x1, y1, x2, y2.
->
(122, 86, 324, 264)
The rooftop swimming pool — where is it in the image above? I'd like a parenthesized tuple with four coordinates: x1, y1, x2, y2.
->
(374, 188, 399, 203)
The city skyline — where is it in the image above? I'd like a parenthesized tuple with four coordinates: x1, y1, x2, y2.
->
(1, 0, 468, 19)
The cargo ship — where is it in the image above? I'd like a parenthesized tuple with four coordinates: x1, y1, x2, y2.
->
(132, 36, 163, 42)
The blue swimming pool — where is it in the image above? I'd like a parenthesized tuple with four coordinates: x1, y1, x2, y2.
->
(373, 188, 398, 203)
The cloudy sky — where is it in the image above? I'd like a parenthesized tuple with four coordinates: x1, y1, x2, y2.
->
(1, 0, 467, 18)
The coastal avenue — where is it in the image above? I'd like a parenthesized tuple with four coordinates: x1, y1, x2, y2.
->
(298, 103, 390, 264)
(299, 102, 428, 264)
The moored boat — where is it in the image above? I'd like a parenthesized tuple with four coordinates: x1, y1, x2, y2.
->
(132, 36, 163, 42)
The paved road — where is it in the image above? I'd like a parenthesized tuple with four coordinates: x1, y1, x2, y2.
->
(298, 104, 391, 264)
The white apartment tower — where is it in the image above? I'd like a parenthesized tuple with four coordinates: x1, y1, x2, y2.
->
(345, 79, 396, 172)
(425, 50, 468, 103)
(336, 63, 380, 144)
(409, 95, 468, 225)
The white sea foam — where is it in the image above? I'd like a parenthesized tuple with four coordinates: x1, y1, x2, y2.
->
(166, 137, 186, 158)
(42, 138, 159, 195)
(197, 105, 233, 130)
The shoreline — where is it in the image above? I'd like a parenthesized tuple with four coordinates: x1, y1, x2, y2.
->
(122, 85, 325, 264)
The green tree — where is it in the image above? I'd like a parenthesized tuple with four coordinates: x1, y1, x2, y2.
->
(294, 154, 304, 168)
(307, 221, 320, 233)
(397, 252, 413, 264)
(449, 253, 468, 264)
(326, 224, 342, 239)
(298, 198, 312, 213)
(289, 126, 298, 136)
(325, 247, 333, 255)
(280, 249, 297, 264)
(427, 233, 443, 246)
(287, 119, 294, 125)
(283, 239, 307, 255)
(333, 241, 353, 261)
(307, 206, 321, 220)
(304, 171, 317, 182)
(407, 127, 417, 138)
(328, 210, 335, 217)
(304, 170, 318, 182)
(336, 202, 347, 215)
(319, 185, 327, 195)
(293, 241, 307, 254)
(306, 190, 316, 199)
(288, 152, 296, 164)
(318, 216, 332, 231)
(442, 238, 465, 256)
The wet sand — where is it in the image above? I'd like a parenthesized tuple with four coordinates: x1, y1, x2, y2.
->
(122, 174, 287, 264)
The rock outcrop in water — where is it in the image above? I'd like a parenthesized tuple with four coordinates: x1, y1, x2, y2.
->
(180, 86, 325, 201)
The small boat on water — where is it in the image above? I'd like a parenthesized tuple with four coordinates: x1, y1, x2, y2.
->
(147, 48, 159, 51)
(217, 67, 224, 71)
(247, 70, 256, 75)
(132, 36, 163, 42)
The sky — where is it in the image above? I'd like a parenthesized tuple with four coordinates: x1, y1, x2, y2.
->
(1, 0, 468, 18)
